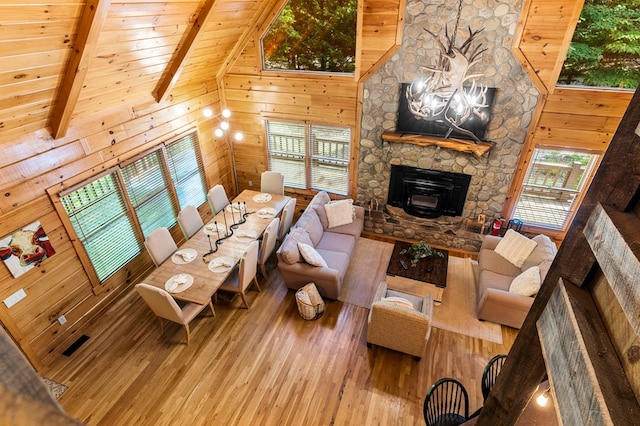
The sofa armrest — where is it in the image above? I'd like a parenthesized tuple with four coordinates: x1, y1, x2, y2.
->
(277, 261, 342, 299)
(480, 235, 503, 251)
(477, 287, 534, 329)
(354, 205, 365, 219)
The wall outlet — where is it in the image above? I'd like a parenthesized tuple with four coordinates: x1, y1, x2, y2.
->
(3, 288, 26, 309)
(248, 180, 253, 187)
(58, 315, 67, 325)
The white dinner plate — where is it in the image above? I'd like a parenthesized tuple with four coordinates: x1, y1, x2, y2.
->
(256, 207, 277, 218)
(171, 248, 198, 264)
(208, 256, 236, 273)
(165, 273, 194, 293)
(235, 230, 258, 241)
(252, 193, 272, 203)
(203, 222, 226, 236)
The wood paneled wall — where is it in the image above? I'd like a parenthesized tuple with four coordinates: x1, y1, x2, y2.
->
(0, 88, 231, 368)
(504, 0, 634, 239)
(222, 0, 404, 194)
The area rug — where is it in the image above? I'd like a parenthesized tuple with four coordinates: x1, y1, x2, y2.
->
(340, 238, 503, 344)
(41, 377, 68, 400)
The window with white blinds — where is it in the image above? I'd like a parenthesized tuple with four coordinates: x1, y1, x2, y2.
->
(121, 149, 176, 238)
(57, 131, 208, 285)
(61, 172, 141, 282)
(166, 133, 207, 209)
(266, 121, 351, 194)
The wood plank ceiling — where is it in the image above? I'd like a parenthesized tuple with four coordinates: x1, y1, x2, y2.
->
(0, 0, 266, 143)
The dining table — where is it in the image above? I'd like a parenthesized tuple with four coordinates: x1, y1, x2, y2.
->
(143, 189, 291, 305)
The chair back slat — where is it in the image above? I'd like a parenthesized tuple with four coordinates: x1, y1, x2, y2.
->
(423, 378, 469, 426)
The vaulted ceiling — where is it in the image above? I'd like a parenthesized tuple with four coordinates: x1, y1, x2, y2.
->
(1, 0, 275, 142)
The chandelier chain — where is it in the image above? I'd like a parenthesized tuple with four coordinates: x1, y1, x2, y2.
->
(450, 0, 464, 52)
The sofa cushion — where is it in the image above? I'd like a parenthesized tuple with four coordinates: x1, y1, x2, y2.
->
(386, 289, 424, 311)
(316, 232, 356, 255)
(509, 266, 541, 296)
(296, 209, 324, 246)
(316, 248, 351, 277)
(494, 229, 538, 268)
(478, 248, 522, 277)
(324, 199, 354, 228)
(521, 234, 557, 271)
(309, 191, 331, 229)
(298, 243, 328, 267)
(380, 296, 415, 310)
(278, 227, 313, 264)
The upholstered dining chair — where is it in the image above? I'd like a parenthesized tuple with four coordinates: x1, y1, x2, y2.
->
(258, 217, 280, 279)
(277, 197, 297, 243)
(423, 378, 469, 426)
(207, 184, 230, 215)
(135, 283, 215, 345)
(481, 354, 507, 401)
(144, 227, 178, 267)
(260, 171, 285, 195)
(219, 240, 260, 309)
(177, 204, 204, 239)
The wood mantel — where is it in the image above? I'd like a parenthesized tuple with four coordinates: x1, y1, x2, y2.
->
(382, 132, 494, 157)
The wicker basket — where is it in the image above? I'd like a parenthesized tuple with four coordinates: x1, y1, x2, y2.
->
(295, 283, 325, 320)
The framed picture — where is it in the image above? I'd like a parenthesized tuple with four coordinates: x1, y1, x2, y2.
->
(0, 221, 56, 278)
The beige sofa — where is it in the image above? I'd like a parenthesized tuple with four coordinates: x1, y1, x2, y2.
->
(276, 191, 364, 299)
(476, 233, 557, 329)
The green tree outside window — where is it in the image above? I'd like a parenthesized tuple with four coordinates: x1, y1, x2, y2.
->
(559, 0, 640, 89)
(262, 0, 357, 73)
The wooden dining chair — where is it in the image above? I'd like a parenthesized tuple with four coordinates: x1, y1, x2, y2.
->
(219, 240, 260, 308)
(481, 354, 507, 401)
(423, 378, 469, 426)
(144, 227, 178, 267)
(207, 184, 230, 215)
(260, 171, 284, 195)
(277, 197, 297, 243)
(177, 204, 204, 239)
(135, 283, 215, 345)
(258, 217, 280, 279)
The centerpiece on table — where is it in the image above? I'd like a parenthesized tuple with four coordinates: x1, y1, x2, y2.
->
(400, 240, 444, 267)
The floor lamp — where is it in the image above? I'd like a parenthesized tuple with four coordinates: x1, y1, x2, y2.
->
(204, 107, 243, 195)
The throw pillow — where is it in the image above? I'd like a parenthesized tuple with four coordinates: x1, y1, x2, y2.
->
(298, 243, 328, 267)
(494, 229, 538, 268)
(509, 266, 541, 296)
(381, 296, 414, 310)
(324, 199, 354, 228)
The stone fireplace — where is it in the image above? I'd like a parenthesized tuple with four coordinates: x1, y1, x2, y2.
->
(356, 0, 539, 252)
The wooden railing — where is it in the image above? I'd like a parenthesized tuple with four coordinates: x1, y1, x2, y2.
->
(522, 161, 583, 202)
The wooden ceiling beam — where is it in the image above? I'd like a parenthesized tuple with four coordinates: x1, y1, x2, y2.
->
(48, 0, 111, 139)
(153, 0, 219, 103)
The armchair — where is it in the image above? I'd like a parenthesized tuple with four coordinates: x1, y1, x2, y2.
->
(366, 282, 433, 360)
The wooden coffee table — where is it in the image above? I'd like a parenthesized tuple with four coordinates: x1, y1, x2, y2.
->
(385, 241, 449, 305)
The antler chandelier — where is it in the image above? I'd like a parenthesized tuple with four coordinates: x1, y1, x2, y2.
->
(406, 0, 489, 143)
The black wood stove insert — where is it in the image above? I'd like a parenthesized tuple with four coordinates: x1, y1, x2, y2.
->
(387, 165, 471, 219)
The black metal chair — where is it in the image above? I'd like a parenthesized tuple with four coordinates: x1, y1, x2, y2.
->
(481, 354, 507, 401)
(423, 378, 469, 426)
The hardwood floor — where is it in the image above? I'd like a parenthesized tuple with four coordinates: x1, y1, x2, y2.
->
(42, 259, 517, 425)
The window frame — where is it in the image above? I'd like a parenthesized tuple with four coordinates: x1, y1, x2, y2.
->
(266, 119, 352, 195)
(49, 130, 207, 292)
